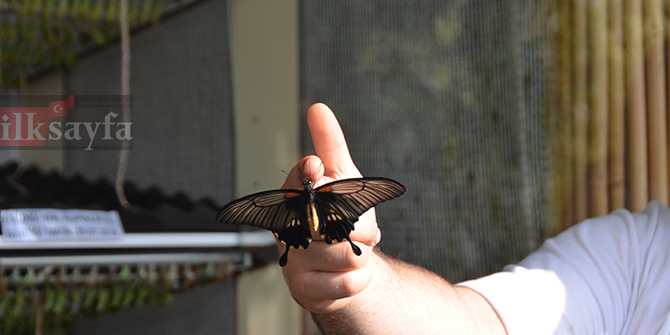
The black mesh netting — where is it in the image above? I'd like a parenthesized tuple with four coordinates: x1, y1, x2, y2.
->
(60, 1, 237, 334)
(300, 0, 553, 282)
(67, 0, 234, 206)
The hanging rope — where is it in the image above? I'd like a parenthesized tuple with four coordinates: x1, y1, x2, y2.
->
(116, 0, 131, 208)
(34, 300, 43, 335)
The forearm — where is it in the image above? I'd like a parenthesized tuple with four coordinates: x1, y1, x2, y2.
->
(312, 249, 506, 335)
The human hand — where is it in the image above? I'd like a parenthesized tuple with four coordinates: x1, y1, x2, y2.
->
(279, 103, 381, 313)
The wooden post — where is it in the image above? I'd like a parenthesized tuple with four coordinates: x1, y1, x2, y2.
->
(608, 0, 626, 210)
(589, 0, 609, 217)
(624, 0, 648, 212)
(558, 0, 575, 230)
(644, 0, 668, 205)
(573, 0, 589, 222)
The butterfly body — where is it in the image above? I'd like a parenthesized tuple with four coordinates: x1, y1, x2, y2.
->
(217, 177, 406, 266)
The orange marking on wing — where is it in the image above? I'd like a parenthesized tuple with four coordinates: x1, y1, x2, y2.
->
(285, 192, 302, 198)
(317, 186, 332, 192)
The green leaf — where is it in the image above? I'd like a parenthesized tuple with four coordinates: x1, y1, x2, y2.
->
(111, 284, 123, 309)
(95, 287, 109, 314)
(22, 268, 35, 287)
(64, 47, 76, 66)
(140, 0, 153, 24)
(105, 1, 118, 24)
(134, 285, 148, 306)
(42, 0, 55, 18)
(79, 0, 90, 19)
(31, 0, 42, 15)
(18, 0, 30, 16)
(4, 307, 15, 333)
(90, 0, 104, 22)
(55, 0, 68, 19)
(128, 2, 139, 26)
(117, 265, 131, 282)
(83, 287, 97, 311)
(0, 293, 8, 317)
(151, 1, 163, 23)
(70, 287, 82, 314)
(90, 26, 107, 45)
(44, 286, 55, 312)
(70, 0, 81, 18)
(121, 286, 135, 309)
(26, 19, 38, 41)
(53, 287, 67, 316)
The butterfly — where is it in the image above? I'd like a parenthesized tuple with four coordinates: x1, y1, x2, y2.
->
(216, 176, 406, 266)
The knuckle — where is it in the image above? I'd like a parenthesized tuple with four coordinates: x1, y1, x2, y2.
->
(342, 243, 367, 269)
(337, 273, 359, 297)
(284, 272, 308, 296)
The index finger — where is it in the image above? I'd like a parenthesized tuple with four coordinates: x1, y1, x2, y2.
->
(307, 103, 362, 179)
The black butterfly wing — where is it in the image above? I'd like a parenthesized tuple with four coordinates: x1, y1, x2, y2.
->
(216, 177, 406, 266)
(320, 210, 362, 256)
(216, 189, 306, 232)
(274, 214, 313, 266)
(216, 189, 312, 267)
(314, 177, 407, 221)
(314, 178, 406, 255)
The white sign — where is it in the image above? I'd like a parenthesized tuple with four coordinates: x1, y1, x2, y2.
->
(1, 209, 125, 242)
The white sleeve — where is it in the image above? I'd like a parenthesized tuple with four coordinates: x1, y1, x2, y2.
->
(458, 201, 670, 335)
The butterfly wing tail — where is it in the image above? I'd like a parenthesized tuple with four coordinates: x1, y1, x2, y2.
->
(275, 218, 312, 267)
(279, 248, 290, 267)
(321, 213, 362, 256)
(349, 239, 362, 256)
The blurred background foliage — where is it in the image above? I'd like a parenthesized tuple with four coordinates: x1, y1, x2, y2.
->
(0, 0, 174, 89)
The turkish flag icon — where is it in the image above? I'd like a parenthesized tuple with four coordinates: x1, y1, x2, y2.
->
(0, 95, 75, 147)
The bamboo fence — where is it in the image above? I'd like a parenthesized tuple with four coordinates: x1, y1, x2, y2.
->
(553, 0, 670, 231)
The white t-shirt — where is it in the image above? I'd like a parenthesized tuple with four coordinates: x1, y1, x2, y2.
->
(459, 201, 670, 335)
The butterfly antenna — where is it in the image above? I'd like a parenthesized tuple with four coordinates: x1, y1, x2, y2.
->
(282, 170, 302, 182)
(308, 161, 325, 187)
